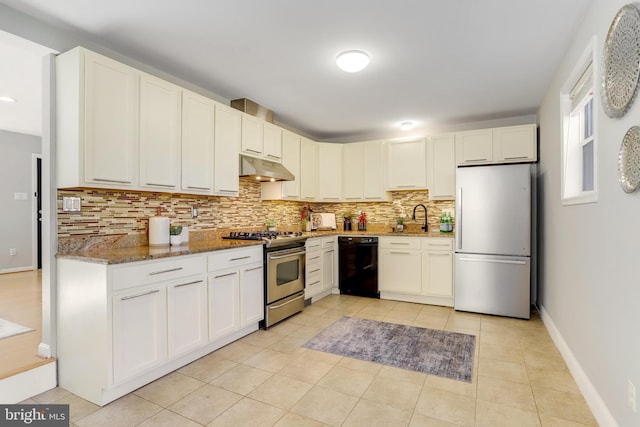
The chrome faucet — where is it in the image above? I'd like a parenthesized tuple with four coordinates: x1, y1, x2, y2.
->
(412, 204, 428, 232)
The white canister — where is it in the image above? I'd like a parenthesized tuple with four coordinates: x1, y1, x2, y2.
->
(149, 215, 170, 246)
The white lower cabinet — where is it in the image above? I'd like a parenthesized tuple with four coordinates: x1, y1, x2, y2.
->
(208, 267, 240, 341)
(305, 237, 336, 301)
(112, 284, 167, 384)
(379, 236, 454, 306)
(57, 246, 263, 407)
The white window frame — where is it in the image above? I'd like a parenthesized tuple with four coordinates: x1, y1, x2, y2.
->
(560, 36, 598, 206)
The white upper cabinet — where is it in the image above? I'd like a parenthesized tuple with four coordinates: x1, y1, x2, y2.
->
(456, 124, 537, 166)
(342, 143, 364, 200)
(263, 122, 283, 162)
(455, 129, 493, 165)
(181, 90, 215, 194)
(240, 114, 264, 157)
(363, 141, 387, 200)
(300, 137, 318, 200)
(213, 103, 241, 196)
(57, 47, 139, 189)
(261, 129, 301, 200)
(386, 138, 427, 190)
(240, 114, 283, 162)
(493, 124, 537, 163)
(427, 133, 456, 200)
(139, 74, 182, 190)
(317, 142, 342, 201)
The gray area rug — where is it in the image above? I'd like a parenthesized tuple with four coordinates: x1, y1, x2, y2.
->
(304, 316, 476, 382)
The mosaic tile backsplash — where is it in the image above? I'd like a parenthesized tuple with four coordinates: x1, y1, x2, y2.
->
(58, 179, 454, 246)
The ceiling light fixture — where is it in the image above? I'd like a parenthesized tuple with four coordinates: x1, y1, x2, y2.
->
(336, 50, 370, 73)
(400, 121, 414, 131)
(0, 96, 16, 103)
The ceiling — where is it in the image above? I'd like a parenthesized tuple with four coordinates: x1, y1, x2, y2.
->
(0, 0, 592, 141)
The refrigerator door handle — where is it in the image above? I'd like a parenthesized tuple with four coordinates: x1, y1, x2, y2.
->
(457, 187, 462, 250)
(458, 257, 527, 265)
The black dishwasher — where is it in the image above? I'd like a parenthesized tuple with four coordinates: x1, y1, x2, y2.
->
(338, 236, 379, 298)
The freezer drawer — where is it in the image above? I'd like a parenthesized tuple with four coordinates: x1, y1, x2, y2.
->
(454, 253, 530, 319)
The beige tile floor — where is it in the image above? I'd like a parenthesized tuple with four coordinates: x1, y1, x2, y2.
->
(23, 295, 597, 426)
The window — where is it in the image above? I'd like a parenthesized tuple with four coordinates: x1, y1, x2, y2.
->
(561, 38, 597, 205)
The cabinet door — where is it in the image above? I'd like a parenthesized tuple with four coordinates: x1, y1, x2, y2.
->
(167, 276, 208, 358)
(214, 104, 241, 196)
(139, 74, 181, 190)
(241, 114, 264, 157)
(208, 267, 240, 341)
(240, 262, 264, 327)
(427, 134, 456, 200)
(300, 138, 317, 200)
(84, 50, 138, 186)
(493, 124, 537, 162)
(342, 143, 364, 200)
(423, 251, 453, 297)
(181, 91, 214, 193)
(386, 139, 427, 190)
(317, 143, 342, 201)
(455, 129, 493, 165)
(263, 122, 283, 162)
(363, 141, 386, 200)
(112, 285, 167, 383)
(281, 130, 301, 199)
(379, 248, 422, 294)
(322, 248, 336, 291)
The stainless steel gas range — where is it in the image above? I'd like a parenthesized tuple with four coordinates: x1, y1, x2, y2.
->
(223, 231, 307, 327)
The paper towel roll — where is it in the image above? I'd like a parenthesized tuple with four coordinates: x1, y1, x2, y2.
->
(149, 216, 170, 246)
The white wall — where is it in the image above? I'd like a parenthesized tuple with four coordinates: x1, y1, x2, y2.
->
(538, 0, 640, 425)
(0, 129, 40, 272)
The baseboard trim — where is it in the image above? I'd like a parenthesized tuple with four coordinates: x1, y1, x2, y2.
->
(0, 266, 35, 274)
(0, 362, 57, 403)
(539, 305, 618, 427)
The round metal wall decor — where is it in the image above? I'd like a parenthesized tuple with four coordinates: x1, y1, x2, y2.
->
(602, 3, 640, 119)
(618, 126, 640, 193)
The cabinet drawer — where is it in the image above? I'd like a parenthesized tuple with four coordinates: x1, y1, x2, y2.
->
(306, 252, 322, 270)
(207, 246, 263, 272)
(306, 270, 322, 289)
(322, 237, 336, 249)
(423, 238, 453, 251)
(112, 256, 205, 291)
(306, 238, 322, 251)
(379, 237, 421, 250)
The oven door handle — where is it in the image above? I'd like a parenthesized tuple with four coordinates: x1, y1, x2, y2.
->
(268, 250, 306, 260)
(268, 294, 305, 309)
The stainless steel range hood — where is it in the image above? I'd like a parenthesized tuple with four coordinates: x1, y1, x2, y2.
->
(240, 155, 295, 182)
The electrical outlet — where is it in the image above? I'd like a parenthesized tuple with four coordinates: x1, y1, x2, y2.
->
(9, 248, 16, 256)
(629, 380, 637, 412)
(62, 196, 81, 213)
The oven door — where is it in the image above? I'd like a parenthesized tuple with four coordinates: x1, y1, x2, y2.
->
(267, 247, 305, 303)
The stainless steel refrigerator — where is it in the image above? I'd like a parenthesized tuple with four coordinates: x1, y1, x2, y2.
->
(454, 163, 535, 319)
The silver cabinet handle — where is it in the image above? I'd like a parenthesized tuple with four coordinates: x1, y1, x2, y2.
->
(458, 257, 527, 265)
(93, 178, 131, 184)
(121, 289, 159, 301)
(395, 185, 416, 188)
(308, 256, 321, 261)
(217, 189, 237, 193)
(269, 250, 306, 260)
(309, 268, 320, 274)
(464, 158, 487, 163)
(307, 280, 320, 286)
(428, 243, 450, 247)
(390, 242, 410, 245)
(390, 251, 411, 255)
(245, 148, 262, 154)
(174, 280, 203, 288)
(230, 256, 251, 261)
(244, 266, 263, 272)
(503, 155, 528, 160)
(267, 154, 281, 159)
(457, 187, 462, 250)
(214, 271, 238, 279)
(269, 294, 304, 309)
(149, 267, 183, 276)
(144, 182, 176, 188)
(186, 186, 211, 190)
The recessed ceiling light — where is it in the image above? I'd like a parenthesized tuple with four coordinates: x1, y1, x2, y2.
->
(400, 121, 414, 131)
(336, 50, 370, 73)
(0, 96, 16, 103)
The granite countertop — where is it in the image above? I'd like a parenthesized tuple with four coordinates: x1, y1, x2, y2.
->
(57, 229, 454, 265)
